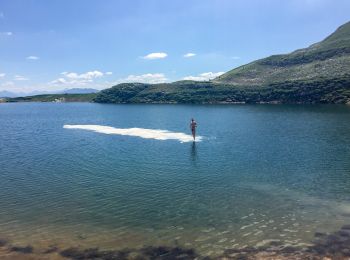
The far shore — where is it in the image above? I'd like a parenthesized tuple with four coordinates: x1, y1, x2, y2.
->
(1, 94, 350, 105)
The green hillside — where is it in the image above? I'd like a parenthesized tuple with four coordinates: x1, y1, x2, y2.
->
(214, 21, 350, 85)
(94, 21, 350, 104)
(6, 22, 350, 105)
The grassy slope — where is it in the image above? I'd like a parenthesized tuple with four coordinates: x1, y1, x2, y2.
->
(214, 21, 350, 85)
(7, 22, 350, 104)
(94, 76, 350, 104)
(94, 21, 350, 104)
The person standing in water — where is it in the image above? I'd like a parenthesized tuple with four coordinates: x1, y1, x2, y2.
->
(190, 118, 197, 141)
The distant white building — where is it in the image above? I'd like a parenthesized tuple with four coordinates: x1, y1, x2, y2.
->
(53, 97, 66, 102)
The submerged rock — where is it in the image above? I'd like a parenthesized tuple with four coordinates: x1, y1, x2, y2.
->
(43, 245, 58, 254)
(60, 247, 117, 259)
(341, 224, 350, 230)
(10, 245, 33, 254)
(314, 232, 327, 238)
(139, 246, 197, 259)
(5, 224, 350, 259)
(59, 245, 198, 260)
(0, 239, 7, 247)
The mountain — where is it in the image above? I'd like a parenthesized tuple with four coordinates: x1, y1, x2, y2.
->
(94, 21, 350, 104)
(59, 88, 99, 94)
(0, 90, 59, 97)
(0, 88, 99, 98)
(5, 22, 350, 104)
(214, 21, 350, 86)
(0, 91, 19, 98)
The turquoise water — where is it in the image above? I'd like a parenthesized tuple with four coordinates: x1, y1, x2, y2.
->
(1, 103, 350, 256)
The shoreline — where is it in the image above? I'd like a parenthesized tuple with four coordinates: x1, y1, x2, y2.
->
(2, 100, 350, 105)
(1, 225, 350, 259)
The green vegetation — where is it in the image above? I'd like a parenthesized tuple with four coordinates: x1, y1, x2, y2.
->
(94, 21, 350, 104)
(214, 21, 350, 86)
(93, 75, 350, 104)
(6, 93, 97, 103)
(6, 22, 350, 104)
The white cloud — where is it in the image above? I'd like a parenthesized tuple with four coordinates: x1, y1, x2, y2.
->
(50, 70, 106, 86)
(0, 73, 5, 78)
(14, 75, 29, 81)
(105, 71, 113, 75)
(184, 53, 196, 58)
(62, 70, 104, 80)
(116, 73, 167, 84)
(50, 77, 88, 86)
(0, 32, 13, 36)
(26, 56, 39, 60)
(1, 81, 14, 87)
(50, 78, 67, 85)
(142, 52, 168, 60)
(0, 12, 4, 19)
(183, 72, 225, 81)
(231, 56, 240, 60)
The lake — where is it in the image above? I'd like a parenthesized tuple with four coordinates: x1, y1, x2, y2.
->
(1, 102, 350, 257)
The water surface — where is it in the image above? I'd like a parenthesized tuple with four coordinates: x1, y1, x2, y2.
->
(0, 103, 350, 256)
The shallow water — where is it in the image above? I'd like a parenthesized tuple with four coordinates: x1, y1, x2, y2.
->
(0, 103, 350, 256)
(63, 124, 203, 142)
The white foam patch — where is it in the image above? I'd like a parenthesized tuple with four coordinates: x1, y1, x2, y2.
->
(64, 125, 202, 143)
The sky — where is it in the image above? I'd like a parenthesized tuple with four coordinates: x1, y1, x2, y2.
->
(0, 0, 350, 93)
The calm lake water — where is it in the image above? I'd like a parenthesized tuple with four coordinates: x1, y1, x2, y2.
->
(0, 103, 350, 256)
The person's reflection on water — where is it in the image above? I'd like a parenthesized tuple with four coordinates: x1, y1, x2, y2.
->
(190, 141, 198, 162)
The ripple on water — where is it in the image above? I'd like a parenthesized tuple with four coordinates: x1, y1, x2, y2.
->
(0, 103, 350, 256)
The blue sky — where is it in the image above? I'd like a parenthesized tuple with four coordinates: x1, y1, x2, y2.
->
(0, 0, 349, 92)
